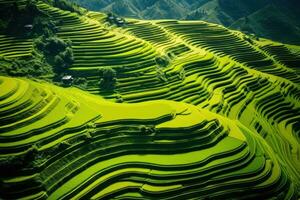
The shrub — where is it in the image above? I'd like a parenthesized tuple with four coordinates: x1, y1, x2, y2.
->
(156, 67, 167, 82)
(74, 77, 87, 88)
(116, 94, 123, 103)
(139, 125, 156, 134)
(58, 141, 71, 150)
(83, 132, 93, 143)
(179, 68, 186, 80)
(139, 125, 147, 133)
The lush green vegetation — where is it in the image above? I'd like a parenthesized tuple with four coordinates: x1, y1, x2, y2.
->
(34, 35, 74, 74)
(1, 75, 298, 199)
(0, 0, 299, 199)
(98, 67, 117, 91)
(0, 56, 52, 78)
(68, 0, 300, 44)
(0, 0, 75, 80)
(0, 0, 56, 37)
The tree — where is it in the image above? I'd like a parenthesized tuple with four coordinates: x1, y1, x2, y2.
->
(99, 67, 117, 91)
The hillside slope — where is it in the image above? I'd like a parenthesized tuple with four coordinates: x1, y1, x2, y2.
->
(0, 75, 298, 199)
(0, 0, 300, 199)
(68, 0, 300, 44)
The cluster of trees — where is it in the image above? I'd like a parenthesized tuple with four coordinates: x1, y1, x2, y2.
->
(0, 56, 53, 78)
(31, 16, 58, 37)
(0, 0, 121, 91)
(0, 32, 74, 79)
(70, 67, 118, 92)
(0, 0, 75, 79)
(34, 36, 74, 74)
(98, 67, 117, 91)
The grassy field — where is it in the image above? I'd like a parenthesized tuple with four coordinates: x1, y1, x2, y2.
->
(0, 0, 299, 199)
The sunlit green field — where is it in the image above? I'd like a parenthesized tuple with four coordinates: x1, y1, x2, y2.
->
(0, 0, 299, 199)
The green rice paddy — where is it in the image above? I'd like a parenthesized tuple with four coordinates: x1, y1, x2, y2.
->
(0, 0, 299, 199)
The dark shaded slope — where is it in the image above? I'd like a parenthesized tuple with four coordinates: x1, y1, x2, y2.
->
(230, 0, 300, 44)
(68, 0, 300, 44)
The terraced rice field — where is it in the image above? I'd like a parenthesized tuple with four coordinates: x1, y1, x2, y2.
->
(0, 1, 299, 199)
(0, 76, 298, 199)
(0, 35, 33, 58)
